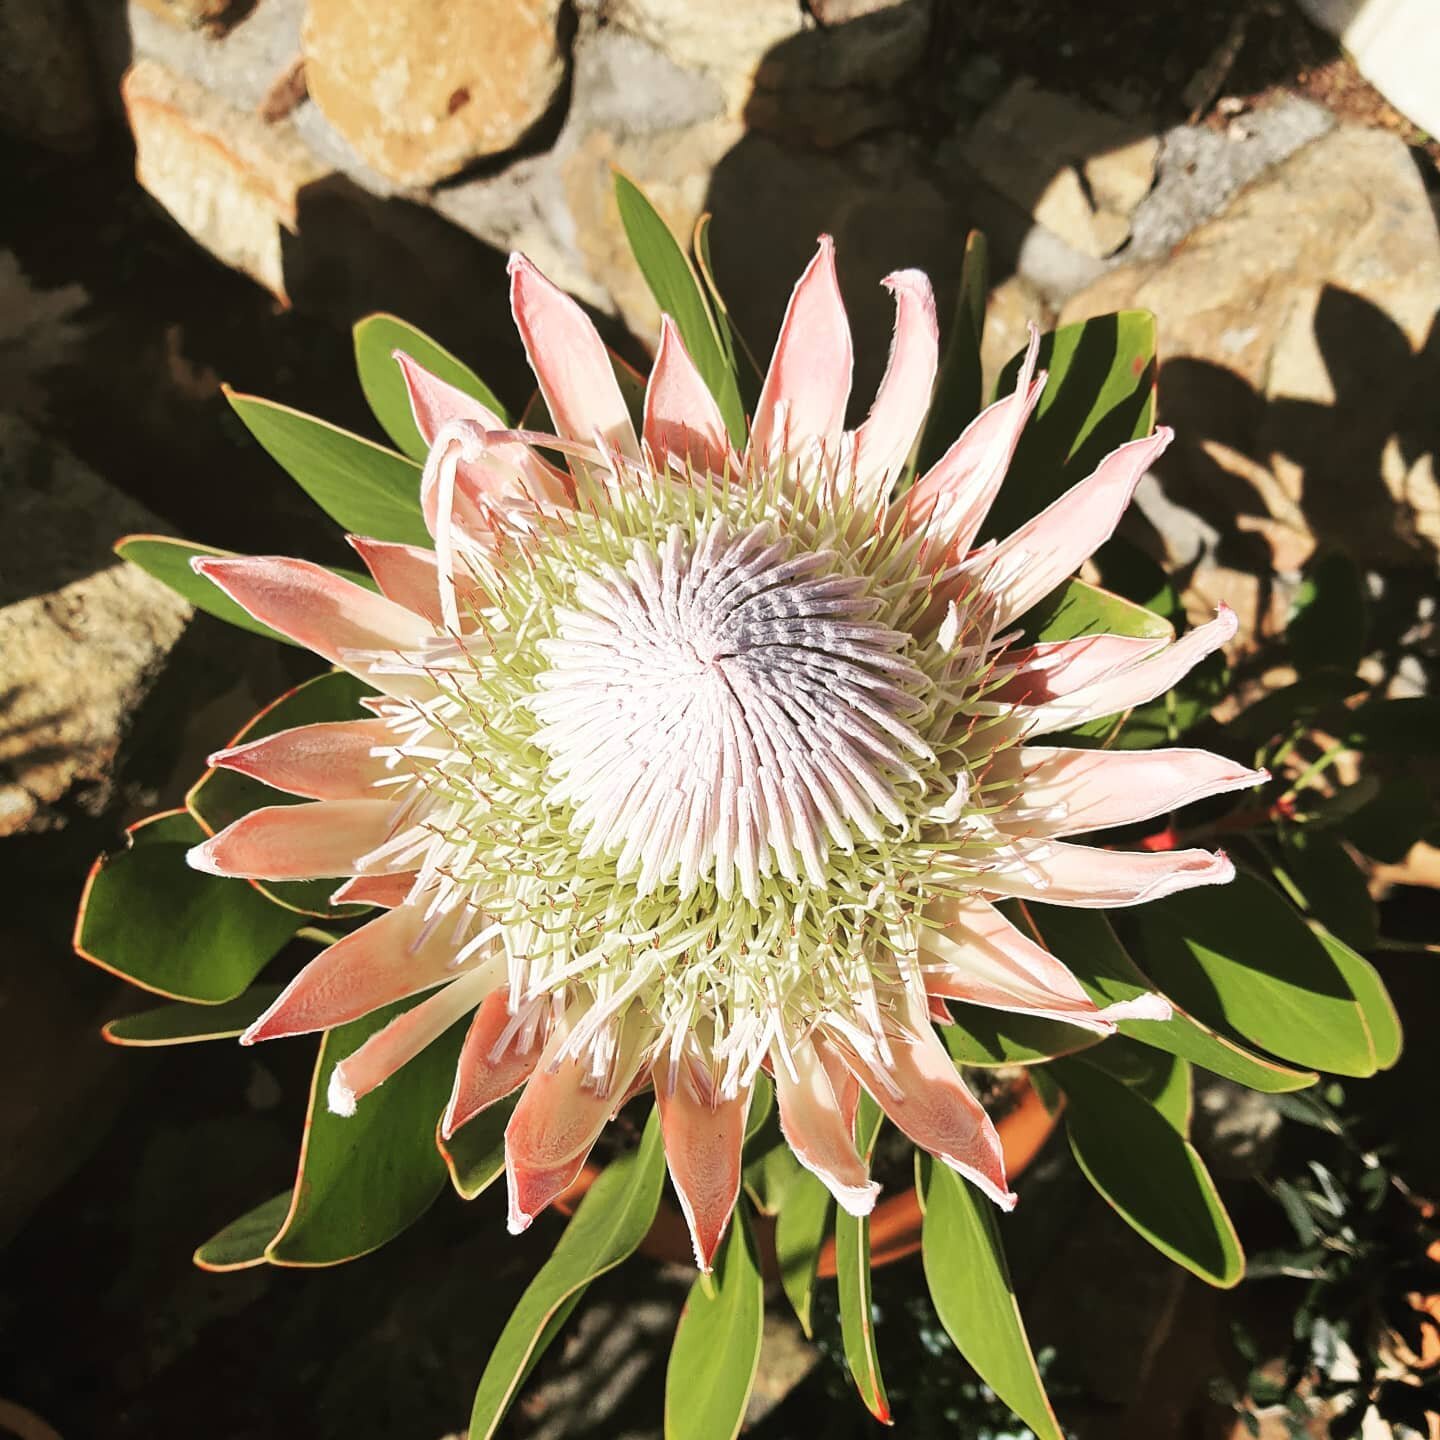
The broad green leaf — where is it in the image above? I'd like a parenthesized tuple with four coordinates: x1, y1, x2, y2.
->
(921, 1160, 1063, 1440)
(469, 1110, 667, 1439)
(266, 996, 464, 1265)
(1020, 904, 1317, 1093)
(1313, 929, 1401, 1071)
(226, 388, 430, 546)
(117, 535, 292, 644)
(1288, 551, 1367, 676)
(439, 1095, 518, 1200)
(985, 310, 1156, 538)
(77, 809, 299, 1004)
(1050, 1057, 1244, 1287)
(915, 229, 988, 476)
(353, 312, 510, 461)
(664, 1210, 764, 1440)
(186, 670, 376, 919)
(193, 1192, 292, 1272)
(103, 984, 283, 1046)
(694, 213, 763, 409)
(774, 1166, 831, 1338)
(941, 1000, 1100, 1066)
(1130, 871, 1376, 1078)
(1075, 1041, 1191, 1132)
(835, 1095, 890, 1423)
(1027, 576, 1174, 644)
(615, 173, 746, 446)
(1275, 830, 1378, 951)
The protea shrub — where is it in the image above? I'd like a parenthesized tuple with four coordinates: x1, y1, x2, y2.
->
(79, 179, 1409, 1438)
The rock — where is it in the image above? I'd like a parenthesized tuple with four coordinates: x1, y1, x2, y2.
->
(126, 0, 306, 112)
(1061, 127, 1440, 640)
(122, 57, 330, 302)
(961, 78, 1159, 260)
(0, 251, 88, 424)
(0, 416, 191, 836)
(134, 0, 242, 31)
(979, 273, 1052, 400)
(300, 0, 565, 189)
(0, 0, 99, 151)
(1297, 0, 1440, 140)
(607, 0, 806, 112)
(1127, 94, 1335, 261)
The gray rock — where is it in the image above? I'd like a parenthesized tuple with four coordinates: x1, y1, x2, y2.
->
(1126, 94, 1335, 262)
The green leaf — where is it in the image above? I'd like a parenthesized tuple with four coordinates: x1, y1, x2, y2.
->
(353, 313, 510, 462)
(1288, 551, 1367, 676)
(1275, 830, 1379, 951)
(1130, 871, 1377, 1078)
(1050, 1056, 1244, 1287)
(745, 1075, 775, 1143)
(985, 310, 1156, 539)
(1020, 904, 1317, 1093)
(664, 1210, 765, 1440)
(915, 229, 988, 476)
(265, 996, 464, 1266)
(469, 1110, 667, 1440)
(941, 1001, 1101, 1065)
(117, 535, 292, 644)
(187, 670, 375, 919)
(615, 172, 746, 447)
(193, 1192, 292, 1272)
(693, 213, 762, 411)
(77, 809, 299, 1004)
(1027, 576, 1174, 644)
(835, 1095, 890, 1423)
(774, 1166, 831, 1339)
(1313, 929, 1401, 1072)
(921, 1160, 1063, 1440)
(226, 387, 430, 546)
(103, 985, 283, 1046)
(439, 1095, 517, 1201)
(1232, 670, 1368, 749)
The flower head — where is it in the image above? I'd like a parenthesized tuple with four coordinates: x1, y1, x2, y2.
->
(188, 240, 1260, 1269)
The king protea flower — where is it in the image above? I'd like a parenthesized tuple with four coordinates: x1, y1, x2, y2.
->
(187, 240, 1260, 1269)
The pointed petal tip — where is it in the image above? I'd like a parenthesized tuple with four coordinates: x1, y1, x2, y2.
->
(506, 1211, 532, 1236)
(184, 838, 223, 876)
(1102, 993, 1174, 1023)
(833, 1179, 882, 1218)
(327, 1065, 358, 1117)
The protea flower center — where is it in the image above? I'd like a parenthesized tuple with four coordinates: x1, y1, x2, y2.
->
(188, 240, 1255, 1265)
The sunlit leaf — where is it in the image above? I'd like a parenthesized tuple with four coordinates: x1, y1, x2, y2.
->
(1051, 1055, 1244, 1287)
(985, 310, 1156, 538)
(103, 985, 283, 1046)
(774, 1166, 831, 1338)
(1312, 929, 1401, 1072)
(615, 172, 746, 446)
(439, 1095, 517, 1201)
(76, 809, 298, 1004)
(921, 1159, 1063, 1440)
(193, 1192, 292, 1272)
(664, 1210, 764, 1440)
(117, 535, 292, 644)
(1027, 576, 1174, 644)
(469, 1110, 667, 1439)
(940, 1001, 1100, 1066)
(1019, 904, 1317, 1093)
(266, 996, 465, 1265)
(226, 388, 430, 546)
(1129, 871, 1376, 1077)
(835, 1095, 890, 1423)
(354, 312, 510, 462)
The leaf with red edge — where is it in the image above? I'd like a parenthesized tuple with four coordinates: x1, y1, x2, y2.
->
(836, 1094, 891, 1423)
(75, 809, 298, 1004)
